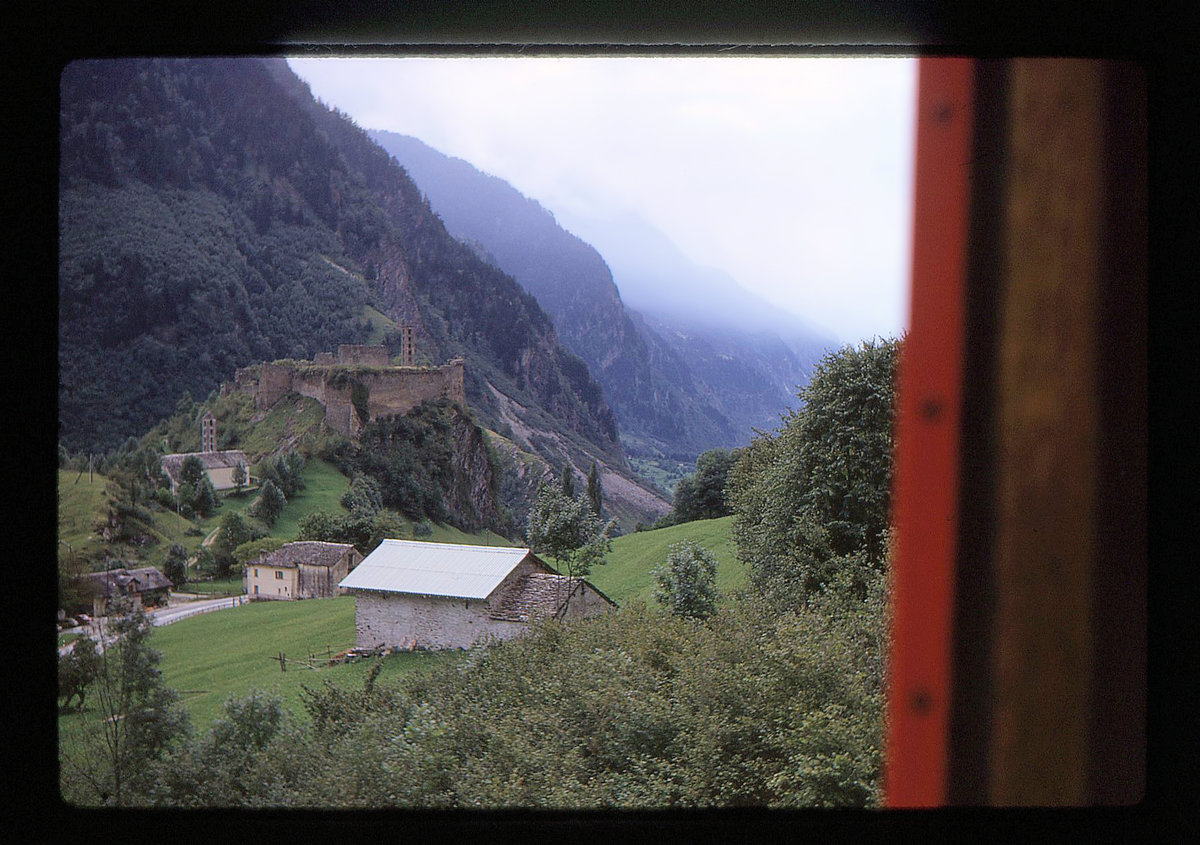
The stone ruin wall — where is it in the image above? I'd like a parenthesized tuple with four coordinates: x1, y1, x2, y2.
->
(256, 362, 298, 410)
(362, 359, 467, 419)
(337, 344, 391, 367)
(320, 359, 466, 437)
(238, 352, 467, 439)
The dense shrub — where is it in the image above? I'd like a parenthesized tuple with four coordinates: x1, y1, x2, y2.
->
(137, 587, 885, 809)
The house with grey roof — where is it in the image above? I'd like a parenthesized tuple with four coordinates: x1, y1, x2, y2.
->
(339, 539, 617, 650)
(245, 541, 363, 601)
(76, 565, 174, 617)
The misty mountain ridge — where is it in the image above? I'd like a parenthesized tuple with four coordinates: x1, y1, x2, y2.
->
(553, 204, 835, 352)
(370, 130, 832, 462)
(58, 58, 669, 530)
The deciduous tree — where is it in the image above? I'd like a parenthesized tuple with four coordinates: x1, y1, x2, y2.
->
(60, 598, 190, 805)
(192, 475, 218, 519)
(58, 636, 102, 713)
(728, 338, 900, 607)
(653, 541, 721, 620)
(526, 483, 613, 581)
(162, 543, 189, 587)
(179, 454, 204, 487)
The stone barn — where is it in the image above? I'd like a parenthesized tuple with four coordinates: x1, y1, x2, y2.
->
(244, 541, 363, 601)
(339, 539, 617, 650)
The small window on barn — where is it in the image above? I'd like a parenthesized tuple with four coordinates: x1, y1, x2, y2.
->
(275, 570, 284, 580)
(254, 569, 259, 577)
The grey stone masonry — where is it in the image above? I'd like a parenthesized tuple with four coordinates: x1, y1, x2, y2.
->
(354, 590, 527, 650)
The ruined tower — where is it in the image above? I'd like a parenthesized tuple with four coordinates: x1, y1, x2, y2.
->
(399, 326, 416, 366)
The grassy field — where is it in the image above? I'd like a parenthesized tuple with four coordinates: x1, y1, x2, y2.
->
(589, 516, 744, 607)
(263, 457, 353, 540)
(180, 576, 244, 596)
(61, 598, 452, 736)
(58, 468, 204, 565)
(57, 631, 88, 648)
(626, 455, 693, 497)
(360, 304, 398, 346)
(191, 456, 350, 543)
(87, 517, 740, 731)
(58, 597, 456, 802)
(56, 468, 113, 561)
(148, 596, 455, 729)
(233, 394, 328, 460)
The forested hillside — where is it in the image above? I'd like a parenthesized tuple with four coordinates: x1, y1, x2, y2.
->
(58, 59, 644, 516)
(369, 131, 826, 462)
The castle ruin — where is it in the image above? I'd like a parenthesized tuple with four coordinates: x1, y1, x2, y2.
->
(235, 344, 467, 438)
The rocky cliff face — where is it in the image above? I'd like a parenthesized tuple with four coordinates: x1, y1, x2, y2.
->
(444, 405, 507, 533)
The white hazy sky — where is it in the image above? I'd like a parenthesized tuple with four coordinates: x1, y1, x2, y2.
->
(287, 56, 917, 344)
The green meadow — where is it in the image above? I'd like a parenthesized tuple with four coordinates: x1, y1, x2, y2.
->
(149, 596, 453, 730)
(592, 515, 745, 606)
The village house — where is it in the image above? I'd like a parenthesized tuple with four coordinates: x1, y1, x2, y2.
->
(245, 541, 363, 601)
(160, 413, 250, 495)
(76, 566, 174, 617)
(338, 539, 617, 651)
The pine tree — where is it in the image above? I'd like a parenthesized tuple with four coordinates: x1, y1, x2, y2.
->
(255, 479, 286, 527)
(586, 462, 603, 517)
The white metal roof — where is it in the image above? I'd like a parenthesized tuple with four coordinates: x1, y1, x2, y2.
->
(338, 539, 535, 600)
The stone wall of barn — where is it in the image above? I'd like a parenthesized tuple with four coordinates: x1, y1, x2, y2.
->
(559, 582, 617, 620)
(353, 590, 526, 650)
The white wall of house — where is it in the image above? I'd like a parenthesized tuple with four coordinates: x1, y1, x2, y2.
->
(207, 465, 242, 491)
(354, 590, 526, 650)
(246, 564, 297, 600)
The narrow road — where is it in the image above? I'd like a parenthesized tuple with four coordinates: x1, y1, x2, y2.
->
(58, 595, 248, 656)
(150, 594, 246, 626)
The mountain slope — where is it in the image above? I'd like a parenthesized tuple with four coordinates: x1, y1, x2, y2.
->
(368, 131, 739, 460)
(369, 130, 829, 461)
(58, 58, 666, 525)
